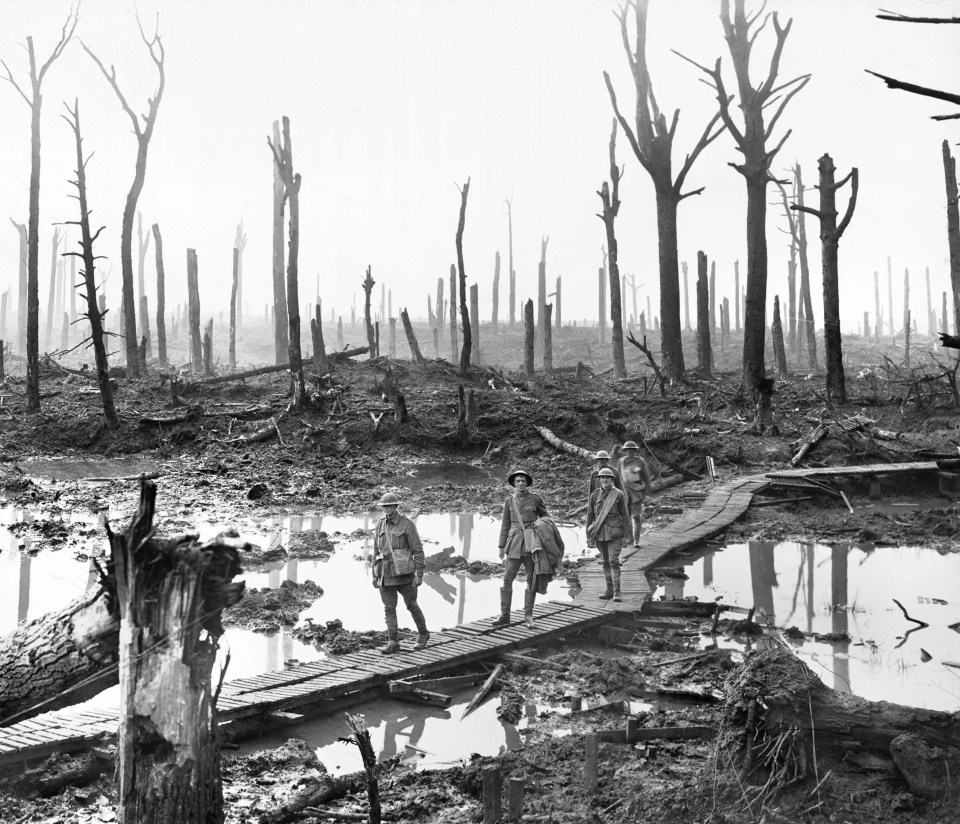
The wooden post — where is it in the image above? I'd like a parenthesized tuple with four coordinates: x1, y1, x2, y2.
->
(523, 298, 534, 376)
(584, 732, 598, 794)
(682, 260, 690, 330)
(482, 767, 502, 824)
(346, 715, 381, 824)
(905, 309, 911, 367)
(449, 264, 459, 361)
(388, 317, 397, 358)
(507, 776, 524, 822)
(401, 308, 425, 363)
(772, 295, 788, 378)
(470, 283, 480, 364)
(110, 480, 243, 824)
(229, 247, 238, 370)
(203, 318, 213, 376)
(151, 224, 167, 367)
(313, 303, 329, 372)
(187, 248, 202, 371)
(696, 252, 712, 379)
(544, 303, 553, 375)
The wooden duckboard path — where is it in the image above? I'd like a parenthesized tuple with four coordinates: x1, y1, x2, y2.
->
(0, 600, 612, 767)
(573, 474, 771, 610)
(768, 460, 940, 480)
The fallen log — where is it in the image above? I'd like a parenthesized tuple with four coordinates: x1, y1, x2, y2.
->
(182, 348, 369, 389)
(258, 771, 366, 824)
(790, 423, 828, 467)
(723, 647, 960, 801)
(0, 584, 119, 727)
(461, 663, 504, 719)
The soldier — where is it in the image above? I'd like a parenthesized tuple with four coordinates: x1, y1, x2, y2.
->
(617, 440, 652, 547)
(372, 492, 428, 655)
(493, 469, 548, 629)
(587, 450, 623, 498)
(585, 466, 633, 601)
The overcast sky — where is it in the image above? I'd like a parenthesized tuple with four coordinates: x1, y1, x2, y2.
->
(0, 0, 957, 337)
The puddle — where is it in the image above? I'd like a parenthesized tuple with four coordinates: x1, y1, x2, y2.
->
(401, 461, 494, 490)
(20, 457, 160, 481)
(237, 690, 580, 774)
(0, 508, 591, 712)
(655, 541, 960, 712)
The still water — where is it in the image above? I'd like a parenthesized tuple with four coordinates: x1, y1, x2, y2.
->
(656, 541, 960, 712)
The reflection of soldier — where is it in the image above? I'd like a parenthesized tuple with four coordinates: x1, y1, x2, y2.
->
(372, 492, 428, 655)
(617, 441, 651, 547)
(586, 450, 623, 498)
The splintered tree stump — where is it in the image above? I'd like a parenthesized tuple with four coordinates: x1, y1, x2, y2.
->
(109, 480, 246, 824)
(400, 308, 424, 363)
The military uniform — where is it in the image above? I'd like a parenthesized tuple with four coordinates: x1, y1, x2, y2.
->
(618, 450, 652, 546)
(373, 507, 427, 653)
(586, 484, 633, 600)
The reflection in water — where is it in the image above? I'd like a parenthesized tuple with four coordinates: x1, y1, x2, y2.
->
(660, 541, 960, 712)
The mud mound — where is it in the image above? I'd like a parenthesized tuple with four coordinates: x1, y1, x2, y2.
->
(222, 579, 323, 631)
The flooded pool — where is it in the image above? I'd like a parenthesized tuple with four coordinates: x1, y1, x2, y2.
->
(655, 541, 960, 712)
(20, 456, 161, 481)
(0, 508, 591, 710)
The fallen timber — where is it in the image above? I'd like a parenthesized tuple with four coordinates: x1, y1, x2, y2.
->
(0, 460, 950, 767)
(176, 347, 369, 389)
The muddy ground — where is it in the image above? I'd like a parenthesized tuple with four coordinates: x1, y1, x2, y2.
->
(1, 325, 959, 822)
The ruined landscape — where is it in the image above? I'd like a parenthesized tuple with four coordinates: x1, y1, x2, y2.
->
(0, 1, 958, 823)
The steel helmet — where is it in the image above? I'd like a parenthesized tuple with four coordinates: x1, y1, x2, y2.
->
(594, 450, 611, 460)
(597, 467, 618, 479)
(507, 469, 534, 487)
(378, 492, 401, 507)
(622, 441, 639, 450)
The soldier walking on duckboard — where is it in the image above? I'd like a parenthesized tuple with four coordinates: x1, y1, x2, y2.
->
(372, 492, 429, 655)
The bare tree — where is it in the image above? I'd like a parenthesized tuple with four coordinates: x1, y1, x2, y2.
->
(62, 100, 118, 429)
(11, 220, 27, 352)
(268, 115, 306, 410)
(604, 0, 724, 380)
(362, 265, 376, 357)
(505, 195, 515, 327)
(44, 228, 62, 350)
(82, 11, 164, 379)
(679, 0, 809, 392)
(2, 6, 79, 409)
(792, 154, 858, 403)
(597, 118, 627, 378)
(945, 141, 960, 334)
(456, 179, 472, 375)
(234, 221, 247, 333)
(151, 223, 167, 367)
(270, 121, 289, 364)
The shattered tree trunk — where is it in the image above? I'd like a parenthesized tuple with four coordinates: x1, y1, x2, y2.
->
(599, 119, 626, 378)
(543, 303, 553, 376)
(13, 220, 27, 353)
(400, 309, 425, 363)
(944, 140, 960, 335)
(506, 196, 516, 328)
(523, 299, 534, 376)
(203, 319, 213, 376)
(537, 237, 547, 356)
(229, 246, 238, 370)
(187, 248, 202, 371)
(682, 261, 690, 331)
(735, 259, 741, 332)
(795, 153, 857, 403)
(271, 120, 289, 365)
(435, 276, 445, 334)
(388, 317, 397, 358)
(110, 480, 244, 824)
(874, 271, 881, 341)
(925, 267, 934, 337)
(888, 256, 895, 338)
(904, 269, 911, 366)
(696, 251, 712, 379)
(470, 283, 480, 365)
(363, 266, 376, 360)
(456, 179, 472, 375)
(491, 250, 500, 332)
(151, 224, 167, 367)
(795, 165, 818, 370)
(449, 264, 458, 362)
(45, 229, 61, 351)
(771, 295, 788, 378)
(599, 265, 607, 343)
(311, 302, 329, 373)
(137, 213, 152, 358)
(555, 276, 562, 330)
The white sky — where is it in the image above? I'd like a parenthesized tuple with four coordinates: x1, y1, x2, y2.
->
(0, 0, 957, 335)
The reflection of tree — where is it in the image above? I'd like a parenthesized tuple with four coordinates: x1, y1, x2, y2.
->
(831, 546, 851, 694)
(703, 551, 714, 587)
(458, 513, 474, 560)
(18, 553, 30, 623)
(423, 572, 457, 605)
(748, 542, 777, 624)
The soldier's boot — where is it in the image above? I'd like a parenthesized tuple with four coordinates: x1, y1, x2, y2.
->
(410, 603, 430, 650)
(524, 588, 536, 629)
(598, 566, 614, 600)
(633, 517, 643, 547)
(491, 587, 513, 627)
(380, 612, 401, 655)
(612, 567, 622, 602)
